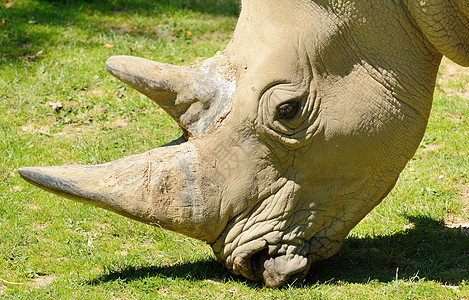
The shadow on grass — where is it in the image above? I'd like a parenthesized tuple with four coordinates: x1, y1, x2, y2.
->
(89, 215, 469, 287)
(308, 215, 469, 285)
(0, 0, 239, 60)
(88, 259, 251, 287)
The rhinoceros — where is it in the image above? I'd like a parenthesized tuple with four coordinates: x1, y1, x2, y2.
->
(19, 0, 468, 287)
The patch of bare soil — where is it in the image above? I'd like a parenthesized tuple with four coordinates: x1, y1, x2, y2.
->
(443, 221, 469, 236)
(463, 187, 469, 204)
(76, 87, 106, 100)
(26, 275, 55, 289)
(112, 117, 133, 128)
(0, 275, 55, 291)
(437, 58, 469, 99)
(21, 124, 51, 134)
(103, 23, 138, 34)
(461, 187, 469, 217)
(445, 194, 469, 232)
(443, 187, 469, 235)
(88, 104, 107, 116)
(419, 143, 443, 153)
(52, 124, 95, 138)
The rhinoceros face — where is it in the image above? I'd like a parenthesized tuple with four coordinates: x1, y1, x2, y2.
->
(19, 0, 469, 288)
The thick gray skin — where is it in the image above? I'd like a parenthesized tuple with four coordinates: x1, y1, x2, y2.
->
(19, 0, 469, 287)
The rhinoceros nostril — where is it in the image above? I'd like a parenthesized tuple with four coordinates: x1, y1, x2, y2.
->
(251, 256, 259, 273)
(250, 250, 269, 281)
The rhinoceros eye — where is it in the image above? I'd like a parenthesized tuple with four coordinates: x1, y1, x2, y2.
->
(277, 101, 298, 120)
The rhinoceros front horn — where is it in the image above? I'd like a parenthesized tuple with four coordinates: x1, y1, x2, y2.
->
(19, 54, 236, 242)
(18, 140, 221, 241)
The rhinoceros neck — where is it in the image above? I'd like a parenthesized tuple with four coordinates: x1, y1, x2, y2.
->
(314, 0, 442, 115)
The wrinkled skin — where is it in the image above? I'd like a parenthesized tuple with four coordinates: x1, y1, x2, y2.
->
(19, 0, 469, 287)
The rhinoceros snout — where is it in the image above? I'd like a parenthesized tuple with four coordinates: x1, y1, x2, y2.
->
(249, 251, 311, 287)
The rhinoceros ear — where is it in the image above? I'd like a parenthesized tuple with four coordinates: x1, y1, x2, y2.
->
(407, 0, 469, 66)
(106, 55, 236, 137)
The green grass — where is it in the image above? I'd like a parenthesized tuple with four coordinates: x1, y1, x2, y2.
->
(1, 0, 468, 298)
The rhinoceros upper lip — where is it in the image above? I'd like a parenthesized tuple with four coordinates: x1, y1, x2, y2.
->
(248, 250, 309, 287)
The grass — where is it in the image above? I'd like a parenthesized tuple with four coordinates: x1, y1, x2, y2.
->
(0, 0, 468, 298)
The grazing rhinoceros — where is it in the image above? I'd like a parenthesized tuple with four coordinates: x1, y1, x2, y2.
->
(19, 0, 468, 287)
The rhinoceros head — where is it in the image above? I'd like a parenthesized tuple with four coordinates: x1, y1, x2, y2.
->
(19, 0, 469, 287)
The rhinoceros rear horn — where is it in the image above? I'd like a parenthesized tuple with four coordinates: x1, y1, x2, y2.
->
(106, 56, 189, 116)
(106, 55, 236, 137)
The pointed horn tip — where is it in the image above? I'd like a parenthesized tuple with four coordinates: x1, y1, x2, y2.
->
(18, 166, 88, 201)
(18, 166, 60, 195)
(105, 55, 128, 74)
(105, 55, 160, 81)
(18, 166, 56, 188)
(106, 55, 146, 73)
(18, 167, 39, 182)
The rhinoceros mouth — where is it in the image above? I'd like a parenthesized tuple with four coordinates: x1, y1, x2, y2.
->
(207, 182, 314, 286)
(215, 230, 344, 287)
(239, 247, 312, 287)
